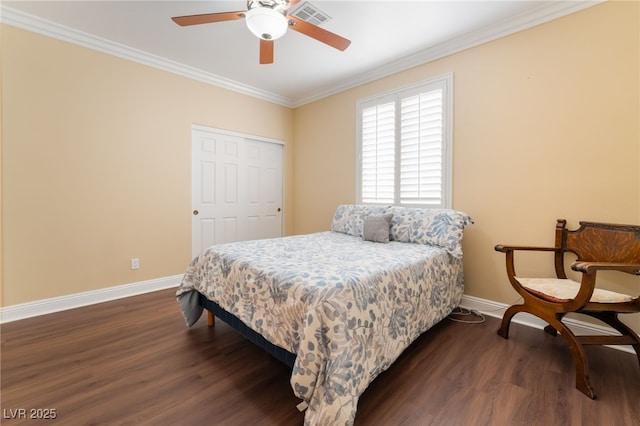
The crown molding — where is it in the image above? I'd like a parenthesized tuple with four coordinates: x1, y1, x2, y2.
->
(292, 0, 604, 107)
(2, 1, 603, 109)
(0, 5, 295, 107)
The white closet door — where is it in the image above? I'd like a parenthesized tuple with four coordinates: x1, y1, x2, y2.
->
(191, 128, 283, 257)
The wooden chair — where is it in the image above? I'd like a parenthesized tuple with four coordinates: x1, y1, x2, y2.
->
(495, 219, 640, 398)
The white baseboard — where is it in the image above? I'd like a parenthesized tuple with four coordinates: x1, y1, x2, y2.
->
(0, 283, 636, 356)
(0, 274, 183, 323)
(460, 294, 636, 355)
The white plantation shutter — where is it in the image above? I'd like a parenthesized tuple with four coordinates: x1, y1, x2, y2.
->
(357, 74, 452, 208)
(361, 101, 395, 203)
(400, 89, 443, 205)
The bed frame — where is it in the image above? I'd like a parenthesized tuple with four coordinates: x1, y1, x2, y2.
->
(198, 293, 296, 368)
(178, 205, 473, 424)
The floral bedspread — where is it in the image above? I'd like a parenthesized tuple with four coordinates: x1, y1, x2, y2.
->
(176, 231, 464, 425)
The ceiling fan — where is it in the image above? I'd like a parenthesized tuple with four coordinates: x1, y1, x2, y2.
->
(172, 0, 351, 64)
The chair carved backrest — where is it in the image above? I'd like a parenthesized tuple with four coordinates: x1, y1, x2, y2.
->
(553, 219, 640, 279)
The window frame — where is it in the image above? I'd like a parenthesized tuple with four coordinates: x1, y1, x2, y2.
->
(355, 73, 453, 208)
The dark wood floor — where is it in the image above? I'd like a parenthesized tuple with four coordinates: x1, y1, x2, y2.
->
(1, 288, 639, 425)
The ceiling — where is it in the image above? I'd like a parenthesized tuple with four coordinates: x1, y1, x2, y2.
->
(1, 1, 598, 107)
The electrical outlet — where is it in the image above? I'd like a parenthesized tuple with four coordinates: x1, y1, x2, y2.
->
(130, 258, 140, 270)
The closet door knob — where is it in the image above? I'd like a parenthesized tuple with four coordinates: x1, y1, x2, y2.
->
(193, 210, 199, 215)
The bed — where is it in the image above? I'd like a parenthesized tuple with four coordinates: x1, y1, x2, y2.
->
(176, 204, 472, 425)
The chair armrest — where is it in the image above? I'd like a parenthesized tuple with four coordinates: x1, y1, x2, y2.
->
(571, 261, 640, 275)
(495, 244, 557, 253)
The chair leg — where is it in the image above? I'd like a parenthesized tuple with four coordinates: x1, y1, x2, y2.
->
(587, 311, 640, 369)
(498, 305, 597, 398)
(549, 317, 596, 399)
(497, 304, 525, 339)
(544, 313, 568, 336)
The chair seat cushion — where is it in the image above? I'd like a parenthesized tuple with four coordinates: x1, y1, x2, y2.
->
(515, 277, 635, 303)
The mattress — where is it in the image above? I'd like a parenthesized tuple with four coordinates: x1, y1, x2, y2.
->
(177, 230, 465, 425)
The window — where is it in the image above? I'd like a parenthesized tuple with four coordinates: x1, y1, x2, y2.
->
(356, 73, 452, 208)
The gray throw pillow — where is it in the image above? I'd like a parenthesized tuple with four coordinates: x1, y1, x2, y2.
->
(362, 213, 393, 243)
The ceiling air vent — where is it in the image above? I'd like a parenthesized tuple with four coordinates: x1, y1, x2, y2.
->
(288, 1, 332, 26)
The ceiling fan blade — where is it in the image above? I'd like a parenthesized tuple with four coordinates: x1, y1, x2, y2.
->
(283, 0, 302, 11)
(260, 39, 274, 64)
(172, 11, 246, 26)
(287, 16, 351, 51)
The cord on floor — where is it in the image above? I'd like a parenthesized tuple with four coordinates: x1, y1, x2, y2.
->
(447, 306, 485, 324)
(447, 297, 523, 324)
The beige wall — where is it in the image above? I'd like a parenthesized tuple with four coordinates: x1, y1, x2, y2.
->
(293, 2, 640, 331)
(1, 25, 294, 305)
(2, 2, 639, 334)
(0, 22, 4, 307)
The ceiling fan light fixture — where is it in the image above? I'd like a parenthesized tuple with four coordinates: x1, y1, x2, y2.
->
(245, 7, 288, 40)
